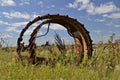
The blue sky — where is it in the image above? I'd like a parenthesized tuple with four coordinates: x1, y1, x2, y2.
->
(0, 0, 120, 46)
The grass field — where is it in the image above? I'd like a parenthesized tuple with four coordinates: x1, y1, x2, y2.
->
(0, 40, 120, 80)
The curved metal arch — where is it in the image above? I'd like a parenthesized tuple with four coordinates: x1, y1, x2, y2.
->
(17, 14, 78, 56)
(17, 14, 93, 64)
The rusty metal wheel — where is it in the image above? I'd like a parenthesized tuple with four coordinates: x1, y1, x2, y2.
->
(16, 14, 93, 65)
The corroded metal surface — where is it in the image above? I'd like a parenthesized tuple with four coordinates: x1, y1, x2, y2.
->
(16, 14, 93, 65)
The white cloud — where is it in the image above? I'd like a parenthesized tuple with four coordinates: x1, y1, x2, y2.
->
(11, 22, 28, 27)
(6, 26, 21, 33)
(68, 1, 120, 16)
(38, 1, 43, 5)
(24, 26, 41, 36)
(114, 25, 120, 28)
(0, 20, 4, 25)
(24, 27, 43, 36)
(37, 1, 44, 8)
(5, 21, 28, 33)
(0, 0, 16, 6)
(0, 34, 12, 38)
(103, 12, 120, 19)
(43, 24, 66, 30)
(5, 21, 39, 35)
(2, 11, 30, 19)
(19, 0, 30, 6)
(0, 20, 9, 25)
(51, 5, 55, 8)
(86, 2, 95, 15)
(93, 30, 102, 33)
(105, 21, 114, 27)
(92, 2, 120, 15)
(95, 19, 105, 22)
(68, 0, 90, 10)
(1, 20, 28, 28)
(46, 5, 55, 9)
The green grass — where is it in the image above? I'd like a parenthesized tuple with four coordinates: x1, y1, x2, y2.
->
(0, 41, 120, 80)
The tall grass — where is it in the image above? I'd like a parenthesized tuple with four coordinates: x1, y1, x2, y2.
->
(0, 38, 120, 80)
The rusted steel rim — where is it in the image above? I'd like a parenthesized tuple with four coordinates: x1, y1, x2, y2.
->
(17, 14, 93, 64)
